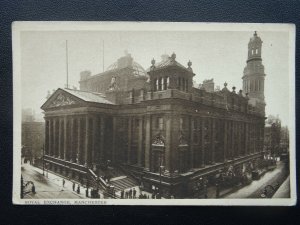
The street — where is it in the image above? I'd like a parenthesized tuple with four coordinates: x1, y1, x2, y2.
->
(21, 164, 86, 199)
(225, 161, 289, 199)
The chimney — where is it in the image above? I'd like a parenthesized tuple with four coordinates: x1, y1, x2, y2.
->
(202, 79, 215, 92)
(80, 70, 91, 81)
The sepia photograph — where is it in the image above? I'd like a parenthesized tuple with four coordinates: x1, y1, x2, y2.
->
(12, 22, 296, 205)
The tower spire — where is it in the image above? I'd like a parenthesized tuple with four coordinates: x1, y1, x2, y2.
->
(242, 32, 266, 108)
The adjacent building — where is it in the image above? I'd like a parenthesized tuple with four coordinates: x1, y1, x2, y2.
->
(21, 109, 45, 163)
(41, 32, 266, 198)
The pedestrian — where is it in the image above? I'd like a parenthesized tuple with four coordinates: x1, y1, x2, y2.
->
(121, 190, 124, 199)
(129, 188, 133, 199)
(72, 182, 75, 191)
(133, 188, 136, 199)
(32, 184, 36, 194)
(62, 179, 65, 187)
(151, 192, 155, 199)
(86, 188, 89, 197)
(216, 183, 220, 198)
(77, 185, 80, 194)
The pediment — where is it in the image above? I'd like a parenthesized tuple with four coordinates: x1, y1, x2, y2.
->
(41, 89, 83, 110)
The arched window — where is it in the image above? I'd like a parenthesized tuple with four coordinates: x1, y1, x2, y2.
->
(155, 79, 158, 91)
(166, 77, 169, 89)
(163, 77, 167, 90)
(159, 77, 163, 91)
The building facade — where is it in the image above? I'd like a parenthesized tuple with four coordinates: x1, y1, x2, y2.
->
(41, 32, 266, 198)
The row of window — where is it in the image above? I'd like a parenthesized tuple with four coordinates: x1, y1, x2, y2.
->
(153, 77, 169, 91)
(153, 77, 189, 92)
(244, 79, 262, 92)
(250, 48, 259, 55)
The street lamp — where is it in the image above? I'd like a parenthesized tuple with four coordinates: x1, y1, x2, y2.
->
(159, 153, 164, 199)
(42, 144, 45, 176)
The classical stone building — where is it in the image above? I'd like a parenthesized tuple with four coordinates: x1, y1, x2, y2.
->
(41, 32, 266, 198)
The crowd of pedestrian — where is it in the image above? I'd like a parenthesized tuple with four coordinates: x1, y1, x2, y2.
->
(120, 188, 137, 199)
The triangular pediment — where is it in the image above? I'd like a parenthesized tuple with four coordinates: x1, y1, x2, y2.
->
(41, 89, 84, 110)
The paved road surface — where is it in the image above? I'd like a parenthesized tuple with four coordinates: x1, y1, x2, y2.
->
(22, 164, 84, 199)
(225, 161, 289, 199)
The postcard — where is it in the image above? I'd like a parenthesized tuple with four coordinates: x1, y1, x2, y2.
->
(13, 22, 296, 205)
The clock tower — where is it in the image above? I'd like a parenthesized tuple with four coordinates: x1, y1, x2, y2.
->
(242, 31, 266, 108)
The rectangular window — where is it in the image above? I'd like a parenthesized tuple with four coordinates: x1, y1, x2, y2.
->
(156, 117, 164, 130)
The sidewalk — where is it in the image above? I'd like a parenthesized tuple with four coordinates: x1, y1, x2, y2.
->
(225, 162, 285, 198)
(29, 164, 99, 199)
(272, 176, 290, 198)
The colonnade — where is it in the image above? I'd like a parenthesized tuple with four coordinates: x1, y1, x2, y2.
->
(45, 114, 107, 167)
(190, 117, 264, 170)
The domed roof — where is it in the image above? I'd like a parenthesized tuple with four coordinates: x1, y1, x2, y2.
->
(106, 61, 147, 77)
(106, 52, 148, 78)
(250, 31, 262, 43)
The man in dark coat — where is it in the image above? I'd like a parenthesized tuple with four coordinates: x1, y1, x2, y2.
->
(133, 188, 136, 199)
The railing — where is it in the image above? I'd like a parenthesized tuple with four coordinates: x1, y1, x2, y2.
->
(87, 168, 108, 190)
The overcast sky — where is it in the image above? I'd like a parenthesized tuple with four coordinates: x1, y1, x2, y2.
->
(20, 29, 291, 125)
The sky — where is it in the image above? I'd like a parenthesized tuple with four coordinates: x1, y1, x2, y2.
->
(20, 29, 291, 125)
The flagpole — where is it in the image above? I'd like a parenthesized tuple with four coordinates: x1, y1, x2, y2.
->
(102, 40, 104, 72)
(66, 40, 69, 89)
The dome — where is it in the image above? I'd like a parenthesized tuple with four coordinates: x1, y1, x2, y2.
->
(106, 53, 148, 78)
(250, 31, 262, 43)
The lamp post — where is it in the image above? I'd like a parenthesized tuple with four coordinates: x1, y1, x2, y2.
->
(42, 144, 45, 176)
(159, 153, 164, 199)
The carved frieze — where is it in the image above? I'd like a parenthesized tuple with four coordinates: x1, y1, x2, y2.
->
(48, 93, 77, 108)
(152, 133, 165, 146)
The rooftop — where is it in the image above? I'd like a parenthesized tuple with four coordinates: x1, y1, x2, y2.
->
(63, 88, 114, 105)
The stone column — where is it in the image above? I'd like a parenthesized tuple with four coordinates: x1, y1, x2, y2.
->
(92, 116, 99, 164)
(112, 116, 117, 163)
(49, 119, 53, 156)
(63, 116, 68, 160)
(144, 114, 151, 170)
(243, 122, 249, 155)
(200, 117, 205, 167)
(231, 121, 235, 159)
(127, 117, 132, 164)
(211, 118, 215, 164)
(99, 116, 105, 162)
(53, 118, 57, 157)
(189, 116, 194, 169)
(45, 119, 49, 155)
(77, 118, 82, 164)
(70, 117, 75, 162)
(238, 122, 242, 157)
(223, 120, 228, 162)
(165, 114, 172, 173)
(58, 118, 62, 158)
(85, 115, 90, 167)
(137, 116, 143, 166)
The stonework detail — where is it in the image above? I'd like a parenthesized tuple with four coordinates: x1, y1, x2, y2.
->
(48, 93, 76, 108)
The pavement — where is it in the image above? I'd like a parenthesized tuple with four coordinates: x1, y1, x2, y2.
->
(22, 163, 91, 199)
(225, 161, 289, 199)
(273, 176, 290, 198)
